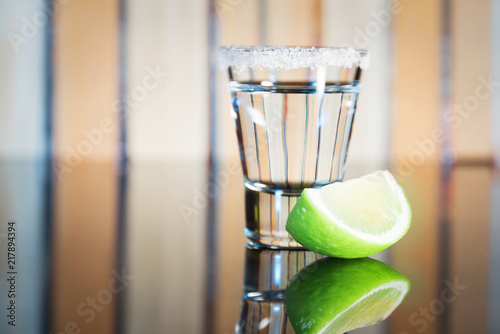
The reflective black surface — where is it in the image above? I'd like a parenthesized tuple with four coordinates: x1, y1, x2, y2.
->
(0, 159, 499, 334)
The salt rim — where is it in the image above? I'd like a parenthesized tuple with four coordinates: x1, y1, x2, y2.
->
(219, 45, 370, 71)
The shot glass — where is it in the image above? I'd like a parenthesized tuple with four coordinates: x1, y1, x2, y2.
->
(220, 46, 369, 247)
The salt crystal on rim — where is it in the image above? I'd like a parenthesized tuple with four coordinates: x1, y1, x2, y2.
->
(219, 45, 370, 71)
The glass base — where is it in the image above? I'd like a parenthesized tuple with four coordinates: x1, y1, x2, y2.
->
(245, 229, 304, 249)
(244, 187, 305, 248)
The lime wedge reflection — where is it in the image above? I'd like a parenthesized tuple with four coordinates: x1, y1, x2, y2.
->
(285, 257, 410, 334)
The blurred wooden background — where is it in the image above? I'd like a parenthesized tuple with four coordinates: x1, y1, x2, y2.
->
(0, 0, 499, 333)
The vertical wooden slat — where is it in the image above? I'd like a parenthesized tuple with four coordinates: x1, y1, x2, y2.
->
(392, 6, 442, 331)
(211, 160, 246, 334)
(125, 0, 209, 161)
(123, 0, 209, 332)
(0, 2, 52, 333)
(124, 162, 207, 334)
(0, 161, 49, 334)
(393, 0, 442, 169)
(390, 165, 441, 334)
(451, 0, 492, 163)
(0, 0, 47, 159)
(53, 0, 119, 161)
(222, 0, 260, 46)
(264, 0, 320, 46)
(52, 0, 119, 333)
(449, 167, 490, 334)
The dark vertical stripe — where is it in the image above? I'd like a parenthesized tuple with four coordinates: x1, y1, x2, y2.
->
(437, 164, 452, 334)
(262, 98, 272, 182)
(254, 122, 262, 181)
(269, 195, 273, 238)
(43, 0, 54, 332)
(283, 311, 288, 334)
(283, 95, 289, 188)
(287, 196, 290, 225)
(313, 95, 325, 184)
(250, 96, 262, 181)
(206, 0, 219, 333)
(115, 163, 127, 334)
(276, 192, 280, 239)
(250, 302, 255, 332)
(437, 1, 452, 333)
(269, 251, 274, 289)
(287, 251, 291, 280)
(118, 0, 128, 170)
(256, 302, 262, 333)
(329, 93, 344, 181)
(337, 95, 353, 181)
(243, 95, 255, 178)
(300, 95, 309, 187)
(115, 0, 128, 332)
(440, 0, 453, 166)
(262, 192, 267, 239)
(234, 92, 250, 178)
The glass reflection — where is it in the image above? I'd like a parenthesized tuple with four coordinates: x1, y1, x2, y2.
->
(236, 244, 321, 333)
(285, 257, 410, 334)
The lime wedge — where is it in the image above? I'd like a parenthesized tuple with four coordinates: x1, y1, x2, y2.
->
(285, 257, 410, 334)
(286, 170, 411, 258)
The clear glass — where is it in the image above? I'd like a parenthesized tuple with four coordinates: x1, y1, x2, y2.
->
(221, 46, 367, 247)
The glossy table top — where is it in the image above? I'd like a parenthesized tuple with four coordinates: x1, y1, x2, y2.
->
(0, 158, 498, 334)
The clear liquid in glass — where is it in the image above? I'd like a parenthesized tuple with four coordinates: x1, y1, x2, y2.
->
(230, 81, 360, 247)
